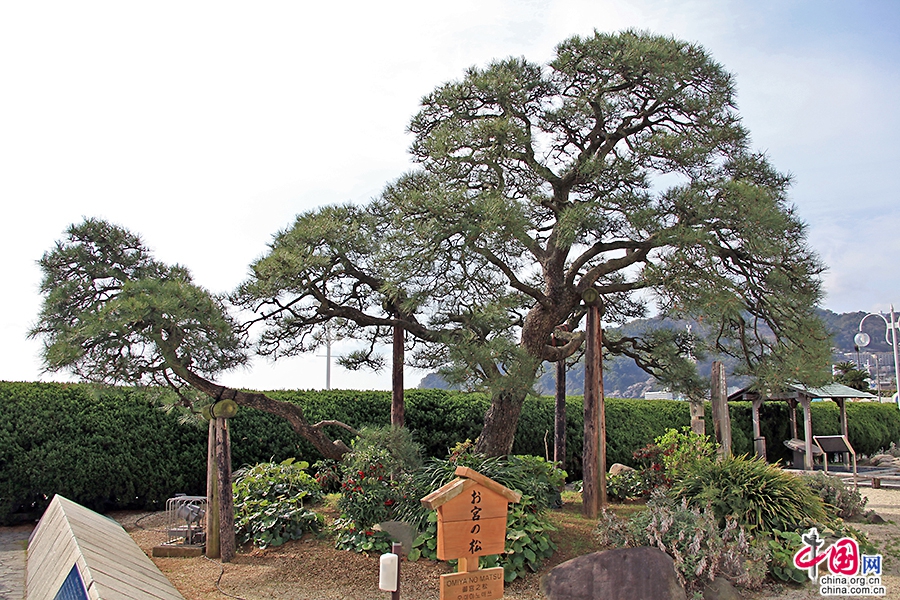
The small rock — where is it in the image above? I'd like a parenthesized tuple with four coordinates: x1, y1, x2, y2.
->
(703, 578, 745, 600)
(609, 463, 635, 476)
(374, 521, 417, 554)
(865, 510, 886, 524)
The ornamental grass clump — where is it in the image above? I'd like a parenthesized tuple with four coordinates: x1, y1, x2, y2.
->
(673, 454, 828, 534)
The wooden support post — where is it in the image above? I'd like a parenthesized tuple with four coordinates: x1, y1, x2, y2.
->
(392, 325, 405, 428)
(582, 297, 606, 518)
(690, 400, 705, 435)
(710, 361, 731, 458)
(216, 417, 235, 562)
(838, 398, 848, 438)
(800, 396, 813, 471)
(787, 399, 798, 440)
(554, 359, 566, 467)
(206, 417, 220, 559)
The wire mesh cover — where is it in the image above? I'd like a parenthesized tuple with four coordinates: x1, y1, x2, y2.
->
(164, 495, 207, 545)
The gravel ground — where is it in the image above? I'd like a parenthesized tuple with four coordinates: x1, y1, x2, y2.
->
(5, 486, 898, 599)
(746, 486, 900, 600)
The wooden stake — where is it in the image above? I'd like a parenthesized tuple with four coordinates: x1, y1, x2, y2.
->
(206, 418, 220, 558)
(554, 359, 566, 467)
(582, 302, 606, 518)
(216, 417, 235, 562)
(392, 324, 405, 428)
(710, 361, 732, 458)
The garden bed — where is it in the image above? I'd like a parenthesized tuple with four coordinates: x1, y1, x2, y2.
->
(114, 488, 900, 600)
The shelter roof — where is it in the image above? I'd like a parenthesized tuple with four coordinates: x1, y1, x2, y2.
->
(728, 382, 878, 402)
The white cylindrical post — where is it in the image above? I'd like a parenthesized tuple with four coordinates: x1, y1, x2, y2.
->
(379, 552, 399, 592)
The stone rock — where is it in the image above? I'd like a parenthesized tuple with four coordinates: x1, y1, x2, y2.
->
(703, 578, 745, 600)
(541, 547, 686, 600)
(609, 463, 635, 476)
(870, 454, 890, 466)
(865, 510, 886, 524)
(374, 521, 416, 554)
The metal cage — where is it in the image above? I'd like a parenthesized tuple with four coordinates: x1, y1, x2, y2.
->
(164, 495, 207, 546)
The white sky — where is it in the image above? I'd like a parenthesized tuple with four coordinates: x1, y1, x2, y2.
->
(2, 0, 898, 391)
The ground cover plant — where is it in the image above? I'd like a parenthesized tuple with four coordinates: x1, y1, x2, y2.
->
(232, 458, 324, 548)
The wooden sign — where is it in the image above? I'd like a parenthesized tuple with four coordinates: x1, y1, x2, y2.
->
(440, 566, 505, 600)
(421, 467, 522, 599)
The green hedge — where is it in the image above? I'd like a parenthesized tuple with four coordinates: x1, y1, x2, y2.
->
(2, 382, 899, 523)
(0, 382, 207, 524)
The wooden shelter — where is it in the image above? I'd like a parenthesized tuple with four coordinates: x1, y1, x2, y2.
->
(728, 383, 877, 470)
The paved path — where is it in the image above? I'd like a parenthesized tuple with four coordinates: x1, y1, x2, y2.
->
(0, 526, 32, 600)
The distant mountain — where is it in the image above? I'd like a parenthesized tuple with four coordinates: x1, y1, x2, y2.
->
(417, 309, 896, 397)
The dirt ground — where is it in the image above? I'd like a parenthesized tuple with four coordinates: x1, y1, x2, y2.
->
(118, 486, 900, 600)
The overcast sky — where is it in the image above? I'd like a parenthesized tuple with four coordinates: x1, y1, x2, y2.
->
(2, 0, 898, 391)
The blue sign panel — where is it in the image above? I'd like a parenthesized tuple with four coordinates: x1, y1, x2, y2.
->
(54, 564, 89, 600)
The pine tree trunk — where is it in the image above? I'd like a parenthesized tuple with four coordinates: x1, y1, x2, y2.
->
(474, 389, 527, 456)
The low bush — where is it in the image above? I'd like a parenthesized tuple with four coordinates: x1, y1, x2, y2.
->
(673, 455, 828, 534)
(335, 426, 422, 552)
(800, 472, 867, 520)
(232, 458, 324, 548)
(596, 492, 767, 591)
(605, 470, 643, 501)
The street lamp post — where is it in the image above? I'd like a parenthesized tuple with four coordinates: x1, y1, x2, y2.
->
(854, 305, 900, 409)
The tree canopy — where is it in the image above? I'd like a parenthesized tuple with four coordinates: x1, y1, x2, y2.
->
(30, 218, 354, 458)
(32, 31, 832, 457)
(236, 30, 832, 455)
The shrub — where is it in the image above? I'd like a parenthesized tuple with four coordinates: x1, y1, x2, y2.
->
(232, 458, 324, 548)
(596, 492, 767, 591)
(801, 472, 867, 520)
(629, 427, 718, 497)
(766, 529, 808, 584)
(654, 427, 716, 477)
(674, 455, 828, 534)
(335, 426, 422, 552)
(605, 470, 643, 501)
(333, 517, 396, 554)
(311, 459, 343, 493)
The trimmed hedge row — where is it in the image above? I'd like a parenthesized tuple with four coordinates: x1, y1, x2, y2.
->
(2, 382, 899, 524)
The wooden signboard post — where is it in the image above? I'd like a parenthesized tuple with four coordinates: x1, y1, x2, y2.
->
(421, 467, 521, 600)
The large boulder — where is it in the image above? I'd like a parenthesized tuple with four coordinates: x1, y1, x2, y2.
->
(541, 547, 686, 600)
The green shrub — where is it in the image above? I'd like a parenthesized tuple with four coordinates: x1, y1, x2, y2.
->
(597, 492, 767, 591)
(333, 517, 396, 554)
(0, 382, 207, 524)
(311, 459, 343, 493)
(766, 529, 808, 584)
(335, 426, 423, 552)
(674, 455, 828, 534)
(654, 427, 716, 477)
(801, 472, 867, 520)
(605, 470, 643, 501)
(232, 458, 324, 548)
